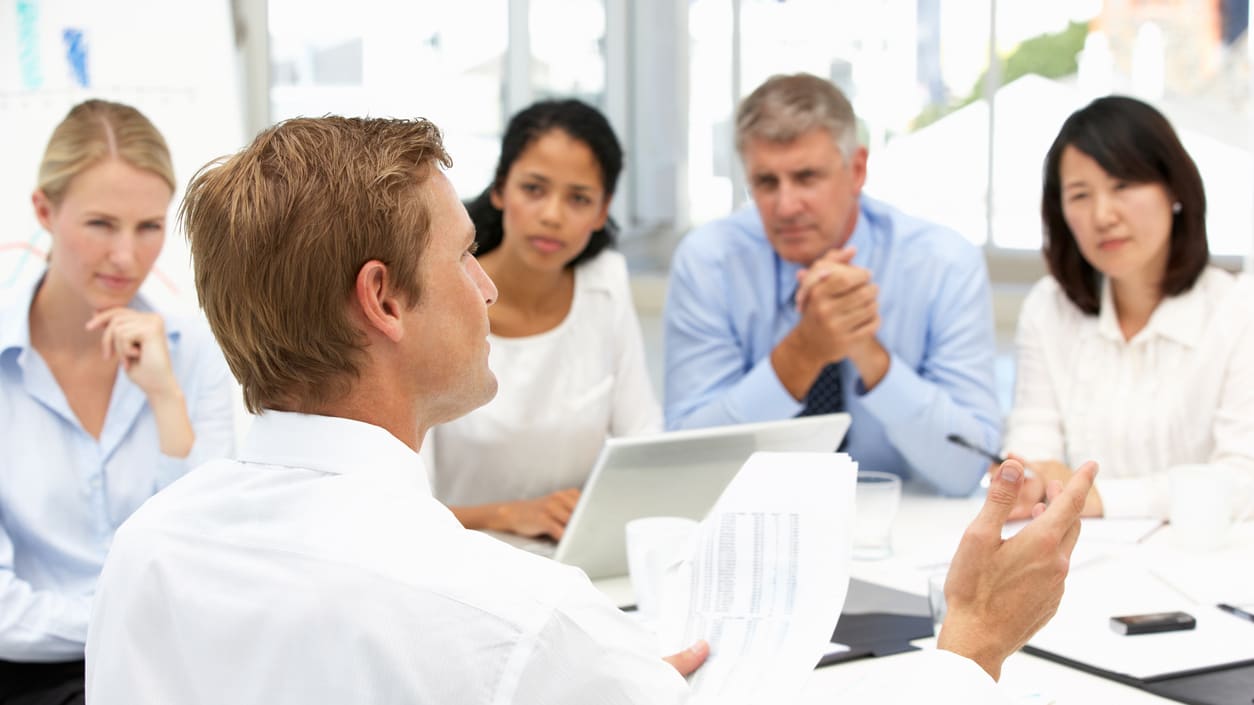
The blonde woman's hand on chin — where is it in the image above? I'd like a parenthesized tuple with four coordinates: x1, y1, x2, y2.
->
(87, 308, 195, 457)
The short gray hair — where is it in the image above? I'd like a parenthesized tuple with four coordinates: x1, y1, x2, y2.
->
(735, 73, 858, 160)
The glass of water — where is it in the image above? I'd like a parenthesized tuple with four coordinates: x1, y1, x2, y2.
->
(852, 470, 902, 560)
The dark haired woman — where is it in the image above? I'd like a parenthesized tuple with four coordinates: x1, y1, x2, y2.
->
(425, 99, 660, 540)
(1003, 95, 1254, 519)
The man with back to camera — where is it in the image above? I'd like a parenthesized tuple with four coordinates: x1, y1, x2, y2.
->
(665, 73, 1001, 496)
(84, 114, 1096, 703)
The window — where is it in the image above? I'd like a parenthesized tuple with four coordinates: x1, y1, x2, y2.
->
(687, 0, 1251, 262)
(266, 0, 1254, 263)
(269, 0, 509, 197)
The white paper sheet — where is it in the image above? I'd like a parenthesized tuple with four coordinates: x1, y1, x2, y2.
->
(1027, 557, 1254, 680)
(650, 451, 858, 704)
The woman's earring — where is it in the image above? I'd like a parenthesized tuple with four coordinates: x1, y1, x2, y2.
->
(1172, 201, 1183, 214)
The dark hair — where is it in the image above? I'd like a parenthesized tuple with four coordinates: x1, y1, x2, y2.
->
(1041, 95, 1208, 315)
(466, 99, 621, 268)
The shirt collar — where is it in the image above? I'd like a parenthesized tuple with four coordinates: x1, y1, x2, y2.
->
(239, 410, 427, 484)
(773, 198, 872, 309)
(1096, 276, 1204, 347)
(0, 272, 182, 358)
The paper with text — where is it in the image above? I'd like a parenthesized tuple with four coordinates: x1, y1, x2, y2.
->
(653, 451, 857, 704)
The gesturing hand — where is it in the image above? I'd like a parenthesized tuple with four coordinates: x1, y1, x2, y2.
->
(938, 458, 1098, 681)
(86, 308, 179, 401)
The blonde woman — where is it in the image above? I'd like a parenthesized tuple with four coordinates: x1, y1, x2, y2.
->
(0, 100, 234, 703)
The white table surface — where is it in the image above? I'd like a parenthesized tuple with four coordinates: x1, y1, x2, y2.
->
(594, 483, 1254, 704)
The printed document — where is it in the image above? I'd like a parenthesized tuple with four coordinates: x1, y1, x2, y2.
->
(649, 451, 857, 704)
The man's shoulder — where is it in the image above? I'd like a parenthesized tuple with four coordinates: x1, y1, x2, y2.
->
(674, 206, 771, 268)
(113, 457, 238, 530)
(94, 468, 635, 702)
(115, 462, 606, 618)
(863, 196, 982, 269)
(103, 457, 241, 576)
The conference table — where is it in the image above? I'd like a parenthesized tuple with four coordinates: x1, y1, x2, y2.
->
(594, 483, 1254, 704)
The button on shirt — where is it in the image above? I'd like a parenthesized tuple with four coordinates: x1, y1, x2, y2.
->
(663, 196, 1001, 496)
(1004, 268, 1254, 518)
(0, 274, 235, 661)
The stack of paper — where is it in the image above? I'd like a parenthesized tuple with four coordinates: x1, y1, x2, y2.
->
(649, 451, 858, 704)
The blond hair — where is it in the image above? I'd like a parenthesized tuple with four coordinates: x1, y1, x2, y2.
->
(37, 99, 175, 203)
(180, 116, 451, 414)
(735, 73, 858, 159)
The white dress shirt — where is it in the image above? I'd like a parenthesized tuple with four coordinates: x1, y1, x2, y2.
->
(0, 274, 235, 661)
(1004, 268, 1254, 518)
(429, 250, 661, 506)
(86, 411, 1006, 704)
(86, 411, 687, 704)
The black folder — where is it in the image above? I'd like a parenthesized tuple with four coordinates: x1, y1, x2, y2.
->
(1022, 644, 1254, 705)
(820, 579, 1254, 705)
(817, 578, 935, 668)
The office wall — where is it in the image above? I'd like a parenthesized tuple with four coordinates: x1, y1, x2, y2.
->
(1, 0, 244, 307)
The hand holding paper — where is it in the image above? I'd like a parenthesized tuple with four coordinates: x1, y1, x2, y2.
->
(644, 451, 858, 704)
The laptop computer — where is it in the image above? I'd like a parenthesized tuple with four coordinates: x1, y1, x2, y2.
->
(550, 413, 851, 580)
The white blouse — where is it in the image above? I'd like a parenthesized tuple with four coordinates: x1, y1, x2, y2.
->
(1004, 267, 1254, 518)
(428, 250, 662, 506)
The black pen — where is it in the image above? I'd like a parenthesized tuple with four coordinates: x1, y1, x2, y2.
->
(1217, 603, 1254, 624)
(946, 434, 1037, 478)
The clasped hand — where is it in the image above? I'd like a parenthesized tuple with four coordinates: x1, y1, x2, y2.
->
(790, 247, 880, 364)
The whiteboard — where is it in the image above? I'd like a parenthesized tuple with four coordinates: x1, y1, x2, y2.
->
(0, 0, 245, 307)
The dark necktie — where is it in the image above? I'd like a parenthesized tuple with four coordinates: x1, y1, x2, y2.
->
(798, 362, 843, 417)
(798, 362, 848, 451)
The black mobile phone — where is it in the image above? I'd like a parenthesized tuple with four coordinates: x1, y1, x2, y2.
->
(1109, 611, 1197, 635)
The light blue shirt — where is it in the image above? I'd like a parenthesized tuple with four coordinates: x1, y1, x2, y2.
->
(663, 196, 1001, 496)
(0, 274, 235, 661)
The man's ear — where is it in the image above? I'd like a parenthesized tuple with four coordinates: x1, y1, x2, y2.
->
(354, 260, 405, 342)
(848, 146, 869, 193)
(32, 190, 56, 232)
